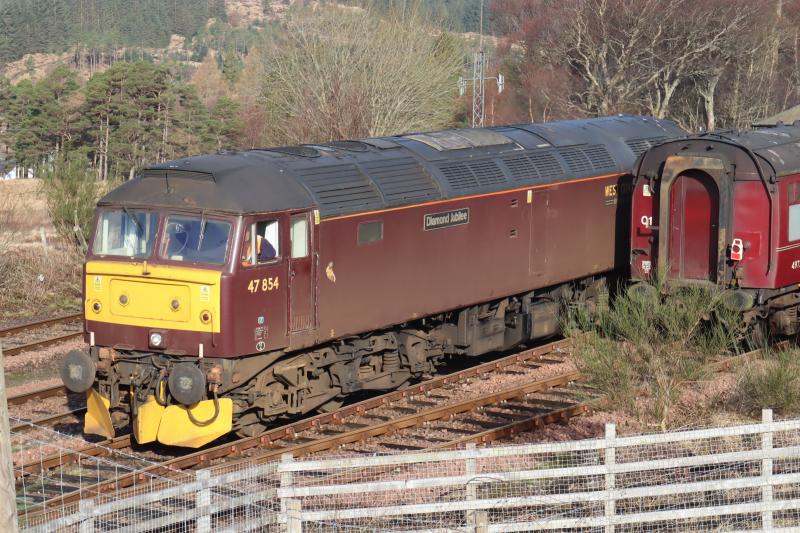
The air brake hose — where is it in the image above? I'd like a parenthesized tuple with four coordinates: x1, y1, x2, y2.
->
(186, 388, 221, 426)
(154, 374, 169, 406)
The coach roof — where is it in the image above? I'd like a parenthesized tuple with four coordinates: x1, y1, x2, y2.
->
(99, 115, 685, 216)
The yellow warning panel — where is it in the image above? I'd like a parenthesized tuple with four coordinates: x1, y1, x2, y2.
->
(132, 395, 166, 444)
(85, 388, 114, 439)
(157, 398, 233, 448)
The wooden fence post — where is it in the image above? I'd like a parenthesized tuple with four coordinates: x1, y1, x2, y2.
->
(196, 469, 211, 533)
(604, 423, 616, 533)
(280, 453, 301, 533)
(465, 443, 479, 531)
(0, 344, 18, 533)
(79, 498, 95, 533)
(762, 408, 774, 531)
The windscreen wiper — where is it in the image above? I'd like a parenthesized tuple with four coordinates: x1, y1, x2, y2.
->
(197, 212, 207, 251)
(122, 205, 144, 234)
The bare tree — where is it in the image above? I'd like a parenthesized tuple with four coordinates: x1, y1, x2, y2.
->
(260, 5, 465, 144)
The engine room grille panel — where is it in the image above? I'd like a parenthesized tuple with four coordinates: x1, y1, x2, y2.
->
(467, 160, 507, 187)
(293, 164, 383, 215)
(583, 145, 616, 170)
(502, 155, 540, 182)
(359, 158, 441, 205)
(438, 162, 479, 190)
(557, 147, 593, 174)
(529, 152, 564, 180)
(626, 136, 668, 157)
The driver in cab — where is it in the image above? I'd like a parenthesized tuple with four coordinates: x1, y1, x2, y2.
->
(241, 228, 277, 266)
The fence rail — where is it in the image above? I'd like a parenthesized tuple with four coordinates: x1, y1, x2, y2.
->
(21, 408, 800, 532)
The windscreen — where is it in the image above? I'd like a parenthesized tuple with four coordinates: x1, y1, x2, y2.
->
(92, 209, 158, 258)
(161, 215, 231, 265)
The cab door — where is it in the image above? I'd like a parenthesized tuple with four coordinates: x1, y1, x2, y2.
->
(288, 211, 315, 333)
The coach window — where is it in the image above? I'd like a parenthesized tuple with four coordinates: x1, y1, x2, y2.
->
(358, 220, 383, 245)
(241, 220, 280, 266)
(290, 215, 309, 258)
(790, 183, 800, 241)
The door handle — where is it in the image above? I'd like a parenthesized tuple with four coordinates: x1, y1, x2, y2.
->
(290, 270, 296, 278)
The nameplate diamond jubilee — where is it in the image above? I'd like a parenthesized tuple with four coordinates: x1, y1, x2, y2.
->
(423, 208, 470, 231)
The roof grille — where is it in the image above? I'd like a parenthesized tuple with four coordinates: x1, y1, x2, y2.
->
(438, 162, 479, 190)
(141, 169, 214, 181)
(467, 160, 506, 187)
(583, 145, 616, 170)
(326, 140, 370, 152)
(625, 136, 668, 157)
(558, 147, 593, 174)
(293, 164, 382, 215)
(529, 152, 564, 179)
(502, 155, 539, 182)
(256, 146, 321, 158)
(359, 158, 441, 205)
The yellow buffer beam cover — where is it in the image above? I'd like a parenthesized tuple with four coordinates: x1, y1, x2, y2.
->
(85, 389, 114, 439)
(156, 398, 233, 448)
(85, 260, 222, 333)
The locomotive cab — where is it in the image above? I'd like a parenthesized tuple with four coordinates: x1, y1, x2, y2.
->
(64, 200, 322, 446)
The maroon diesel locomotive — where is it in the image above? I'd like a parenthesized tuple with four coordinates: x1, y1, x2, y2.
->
(61, 116, 683, 447)
(630, 122, 800, 340)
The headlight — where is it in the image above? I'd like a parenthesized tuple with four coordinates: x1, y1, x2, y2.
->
(149, 332, 163, 348)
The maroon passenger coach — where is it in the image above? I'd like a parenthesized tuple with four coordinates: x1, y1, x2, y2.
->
(630, 122, 800, 340)
(62, 115, 684, 447)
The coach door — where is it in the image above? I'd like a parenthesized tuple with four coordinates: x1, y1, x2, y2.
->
(658, 156, 728, 283)
(667, 171, 719, 280)
(288, 211, 315, 333)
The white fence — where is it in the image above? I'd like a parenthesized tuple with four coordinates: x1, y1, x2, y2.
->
(21, 409, 800, 532)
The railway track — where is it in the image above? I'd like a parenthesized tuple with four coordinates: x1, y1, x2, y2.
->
(8, 384, 85, 434)
(18, 338, 594, 514)
(16, 338, 771, 517)
(0, 313, 83, 357)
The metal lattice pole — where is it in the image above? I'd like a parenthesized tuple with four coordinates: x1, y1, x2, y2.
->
(458, 0, 504, 128)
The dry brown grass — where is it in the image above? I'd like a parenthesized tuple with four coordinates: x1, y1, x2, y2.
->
(0, 179, 82, 319)
(0, 246, 83, 319)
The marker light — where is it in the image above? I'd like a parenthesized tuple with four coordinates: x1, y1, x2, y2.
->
(731, 238, 744, 261)
(91, 301, 102, 313)
(149, 332, 164, 348)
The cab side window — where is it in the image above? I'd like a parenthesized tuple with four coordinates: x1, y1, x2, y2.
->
(789, 183, 800, 241)
(290, 214, 309, 258)
(241, 220, 280, 266)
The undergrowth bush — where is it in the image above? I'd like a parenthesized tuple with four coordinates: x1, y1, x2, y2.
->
(565, 277, 740, 430)
(733, 350, 800, 416)
(39, 153, 106, 248)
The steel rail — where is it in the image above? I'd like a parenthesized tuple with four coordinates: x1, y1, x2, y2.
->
(11, 408, 86, 434)
(4, 331, 84, 357)
(0, 313, 82, 338)
(15, 338, 778, 516)
(24, 339, 576, 511)
(7, 385, 67, 406)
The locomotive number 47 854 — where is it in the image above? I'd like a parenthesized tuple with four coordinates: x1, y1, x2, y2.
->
(248, 277, 280, 293)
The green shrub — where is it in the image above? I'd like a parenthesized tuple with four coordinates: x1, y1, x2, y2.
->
(38, 153, 105, 248)
(565, 277, 741, 429)
(734, 350, 800, 416)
